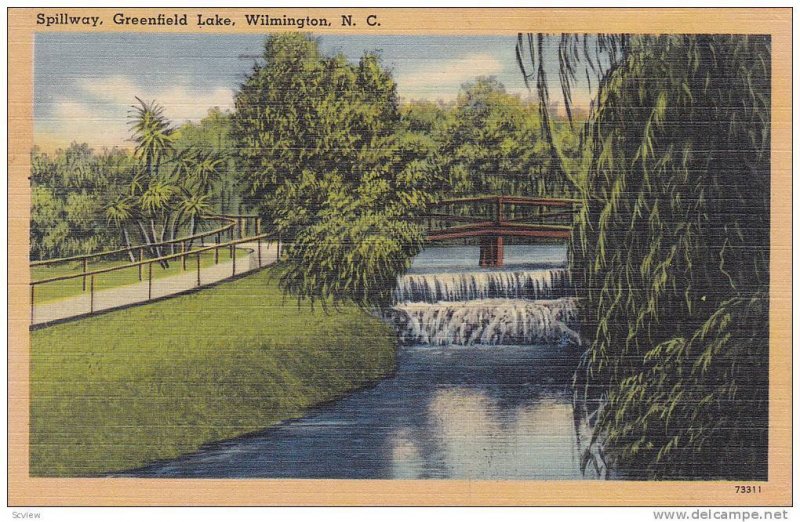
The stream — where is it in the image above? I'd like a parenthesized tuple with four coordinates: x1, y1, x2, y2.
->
(124, 244, 591, 479)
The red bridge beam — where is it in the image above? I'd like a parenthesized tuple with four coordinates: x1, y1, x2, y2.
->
(479, 236, 504, 267)
(436, 195, 581, 207)
(426, 224, 572, 242)
(424, 196, 578, 266)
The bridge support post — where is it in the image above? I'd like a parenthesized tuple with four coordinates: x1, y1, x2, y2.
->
(479, 235, 504, 268)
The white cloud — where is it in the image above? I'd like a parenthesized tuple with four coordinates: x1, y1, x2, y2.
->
(35, 99, 130, 151)
(78, 76, 234, 123)
(35, 76, 234, 151)
(395, 52, 507, 101)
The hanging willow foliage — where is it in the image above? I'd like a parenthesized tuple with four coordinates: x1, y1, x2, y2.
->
(518, 34, 770, 479)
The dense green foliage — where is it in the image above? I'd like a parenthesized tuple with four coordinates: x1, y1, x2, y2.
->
(231, 37, 584, 306)
(30, 267, 397, 476)
(564, 35, 770, 479)
(31, 144, 127, 259)
(31, 109, 242, 261)
(435, 77, 579, 197)
(171, 107, 247, 215)
(232, 34, 440, 307)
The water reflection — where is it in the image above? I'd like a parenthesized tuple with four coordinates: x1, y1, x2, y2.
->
(125, 344, 588, 479)
(406, 244, 568, 273)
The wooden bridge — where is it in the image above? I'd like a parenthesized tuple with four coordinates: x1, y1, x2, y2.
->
(423, 195, 579, 267)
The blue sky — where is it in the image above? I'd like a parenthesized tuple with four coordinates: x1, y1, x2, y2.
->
(34, 33, 575, 151)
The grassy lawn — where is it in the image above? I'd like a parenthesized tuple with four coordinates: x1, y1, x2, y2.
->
(30, 267, 397, 476)
(31, 247, 251, 304)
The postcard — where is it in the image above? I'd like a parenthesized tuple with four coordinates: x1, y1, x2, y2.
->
(7, 7, 792, 507)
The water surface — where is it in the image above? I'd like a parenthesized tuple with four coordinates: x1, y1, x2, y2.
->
(126, 344, 584, 479)
(124, 243, 586, 479)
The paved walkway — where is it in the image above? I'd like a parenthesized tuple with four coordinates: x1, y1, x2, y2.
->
(32, 241, 279, 327)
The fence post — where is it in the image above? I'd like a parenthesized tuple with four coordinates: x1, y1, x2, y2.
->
(82, 258, 87, 291)
(257, 236, 262, 267)
(196, 253, 201, 286)
(256, 218, 261, 235)
(148, 262, 153, 300)
(182, 242, 187, 270)
(89, 275, 95, 314)
(138, 248, 144, 281)
(231, 244, 236, 276)
(30, 285, 34, 324)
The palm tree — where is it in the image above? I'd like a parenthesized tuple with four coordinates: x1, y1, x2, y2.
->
(128, 98, 181, 265)
(138, 181, 175, 265)
(177, 192, 213, 249)
(129, 98, 174, 179)
(189, 150, 225, 195)
(104, 197, 136, 262)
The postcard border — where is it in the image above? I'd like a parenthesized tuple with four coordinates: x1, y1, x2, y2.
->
(7, 6, 793, 507)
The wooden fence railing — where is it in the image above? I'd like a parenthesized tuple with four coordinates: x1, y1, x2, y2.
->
(31, 214, 261, 266)
(29, 214, 274, 325)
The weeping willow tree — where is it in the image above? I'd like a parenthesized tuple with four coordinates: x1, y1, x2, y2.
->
(518, 35, 770, 479)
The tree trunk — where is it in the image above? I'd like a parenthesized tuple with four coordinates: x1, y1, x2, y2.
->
(169, 209, 186, 254)
(186, 214, 197, 250)
(168, 213, 177, 255)
(121, 227, 136, 263)
(142, 218, 169, 268)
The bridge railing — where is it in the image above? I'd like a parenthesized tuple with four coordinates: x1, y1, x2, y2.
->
(421, 195, 581, 236)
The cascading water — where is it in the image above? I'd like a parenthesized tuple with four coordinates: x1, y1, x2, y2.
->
(389, 266, 580, 347)
(392, 269, 570, 303)
(126, 245, 591, 480)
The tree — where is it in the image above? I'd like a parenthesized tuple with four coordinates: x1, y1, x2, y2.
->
(104, 197, 136, 262)
(118, 99, 227, 265)
(433, 77, 579, 199)
(30, 144, 132, 260)
(173, 108, 242, 214)
(518, 34, 770, 479)
(31, 102, 228, 264)
(232, 34, 440, 307)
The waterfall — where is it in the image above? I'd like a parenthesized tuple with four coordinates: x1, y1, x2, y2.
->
(389, 298, 580, 347)
(390, 267, 579, 347)
(393, 269, 569, 303)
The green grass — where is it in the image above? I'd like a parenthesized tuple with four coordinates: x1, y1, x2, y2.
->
(31, 248, 251, 304)
(30, 267, 397, 476)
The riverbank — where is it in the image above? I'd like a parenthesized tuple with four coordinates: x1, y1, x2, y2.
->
(30, 267, 397, 477)
(125, 343, 584, 479)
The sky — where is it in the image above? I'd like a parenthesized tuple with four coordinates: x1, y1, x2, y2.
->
(33, 33, 584, 151)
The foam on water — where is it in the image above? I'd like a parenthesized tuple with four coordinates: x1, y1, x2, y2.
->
(393, 269, 569, 303)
